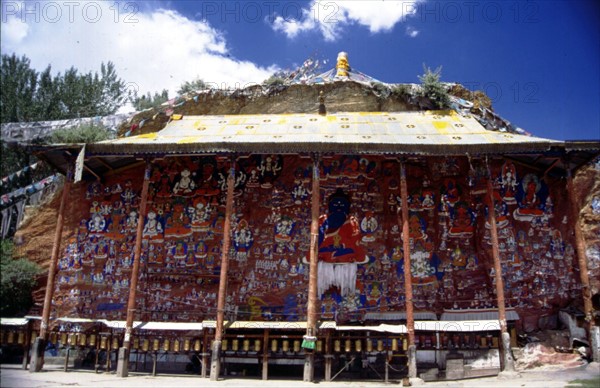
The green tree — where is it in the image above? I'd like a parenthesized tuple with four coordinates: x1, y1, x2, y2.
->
(0, 239, 42, 317)
(47, 123, 114, 144)
(1, 54, 128, 123)
(0, 54, 38, 122)
(177, 78, 207, 95)
(33, 66, 62, 120)
(96, 62, 128, 115)
(418, 65, 451, 109)
(0, 140, 32, 178)
(131, 89, 169, 111)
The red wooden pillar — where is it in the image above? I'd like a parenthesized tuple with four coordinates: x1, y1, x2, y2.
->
(303, 154, 320, 382)
(117, 161, 152, 377)
(400, 160, 417, 378)
(567, 169, 597, 361)
(30, 166, 73, 372)
(210, 157, 235, 381)
(486, 168, 515, 371)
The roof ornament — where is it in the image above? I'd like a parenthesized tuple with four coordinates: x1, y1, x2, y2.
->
(318, 91, 326, 116)
(335, 51, 350, 78)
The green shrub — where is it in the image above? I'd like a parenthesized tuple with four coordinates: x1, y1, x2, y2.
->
(47, 122, 114, 144)
(418, 65, 451, 109)
(0, 239, 42, 316)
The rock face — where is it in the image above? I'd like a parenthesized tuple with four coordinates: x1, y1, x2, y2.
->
(515, 343, 585, 370)
(573, 159, 600, 312)
(119, 81, 424, 136)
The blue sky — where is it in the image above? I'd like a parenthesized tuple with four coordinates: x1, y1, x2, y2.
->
(1, 0, 599, 141)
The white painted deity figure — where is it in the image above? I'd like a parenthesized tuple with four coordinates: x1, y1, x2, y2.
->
(87, 213, 106, 233)
(173, 168, 195, 195)
(191, 200, 212, 232)
(143, 211, 163, 240)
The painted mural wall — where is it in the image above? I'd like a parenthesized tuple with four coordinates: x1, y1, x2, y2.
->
(52, 154, 582, 331)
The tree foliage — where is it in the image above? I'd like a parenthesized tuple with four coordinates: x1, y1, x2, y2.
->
(418, 65, 451, 109)
(1, 54, 128, 123)
(47, 123, 114, 144)
(177, 78, 207, 95)
(131, 89, 169, 111)
(0, 239, 42, 317)
(0, 139, 31, 177)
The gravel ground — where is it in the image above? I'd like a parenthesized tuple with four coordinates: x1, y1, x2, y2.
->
(1, 363, 598, 388)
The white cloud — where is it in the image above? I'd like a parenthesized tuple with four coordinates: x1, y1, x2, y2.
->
(1, 15, 29, 45)
(270, 0, 424, 41)
(0, 2, 277, 98)
(406, 26, 419, 38)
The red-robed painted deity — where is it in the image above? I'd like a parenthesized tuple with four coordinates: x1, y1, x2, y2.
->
(316, 189, 368, 297)
(318, 189, 366, 264)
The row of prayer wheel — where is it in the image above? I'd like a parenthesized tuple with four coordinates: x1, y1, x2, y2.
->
(333, 338, 407, 353)
(1, 331, 36, 345)
(0, 331, 501, 352)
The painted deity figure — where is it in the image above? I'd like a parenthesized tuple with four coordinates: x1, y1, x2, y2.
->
(143, 211, 163, 241)
(314, 189, 367, 297)
(173, 168, 195, 195)
(500, 161, 518, 204)
(257, 155, 282, 188)
(514, 173, 545, 221)
(233, 219, 253, 261)
(87, 213, 106, 233)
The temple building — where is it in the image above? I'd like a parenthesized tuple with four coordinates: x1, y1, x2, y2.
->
(2, 53, 599, 382)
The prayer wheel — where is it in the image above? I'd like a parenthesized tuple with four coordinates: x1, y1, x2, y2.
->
(184, 339, 191, 352)
(254, 339, 261, 352)
(377, 340, 384, 352)
(79, 334, 86, 346)
(133, 337, 139, 350)
(7, 332, 15, 344)
(492, 337, 499, 348)
(89, 334, 96, 347)
(293, 340, 300, 353)
(31, 331, 38, 344)
(163, 338, 170, 352)
(334, 339, 341, 352)
(69, 333, 77, 346)
(355, 339, 362, 352)
(142, 339, 150, 352)
(232, 339, 239, 352)
(366, 340, 373, 352)
(243, 339, 250, 352)
(480, 336, 487, 347)
(50, 332, 58, 344)
(173, 339, 180, 352)
(17, 332, 24, 345)
(271, 339, 278, 352)
(100, 336, 108, 350)
(152, 339, 160, 351)
(61, 333, 68, 345)
(391, 338, 398, 351)
(344, 339, 351, 353)
(282, 340, 289, 352)
(194, 339, 201, 352)
(112, 337, 119, 349)
(316, 340, 323, 353)
(402, 338, 408, 351)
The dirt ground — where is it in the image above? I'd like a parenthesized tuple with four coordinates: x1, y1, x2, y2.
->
(1, 362, 598, 388)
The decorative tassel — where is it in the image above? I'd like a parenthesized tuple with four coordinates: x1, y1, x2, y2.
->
(318, 261, 357, 296)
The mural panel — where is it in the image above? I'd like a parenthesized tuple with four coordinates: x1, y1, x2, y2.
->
(52, 154, 581, 329)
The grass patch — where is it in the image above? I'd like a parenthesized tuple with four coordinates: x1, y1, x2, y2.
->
(565, 376, 600, 387)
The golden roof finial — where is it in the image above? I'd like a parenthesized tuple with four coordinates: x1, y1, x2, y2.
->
(336, 51, 350, 78)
